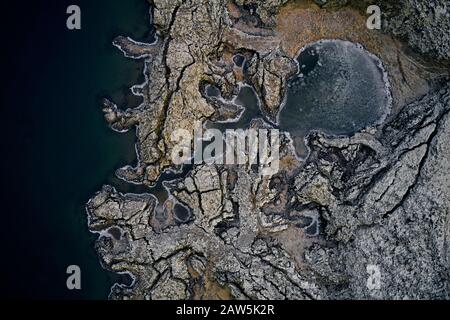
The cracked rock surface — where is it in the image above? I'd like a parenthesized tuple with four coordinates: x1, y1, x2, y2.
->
(88, 0, 450, 299)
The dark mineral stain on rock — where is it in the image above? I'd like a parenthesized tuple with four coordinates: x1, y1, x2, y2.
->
(279, 40, 391, 158)
(174, 203, 190, 223)
(305, 221, 318, 236)
(233, 54, 245, 67)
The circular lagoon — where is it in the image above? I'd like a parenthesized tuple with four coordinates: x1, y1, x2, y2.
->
(279, 39, 391, 158)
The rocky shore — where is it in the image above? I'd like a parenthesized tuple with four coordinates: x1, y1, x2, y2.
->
(88, 0, 450, 299)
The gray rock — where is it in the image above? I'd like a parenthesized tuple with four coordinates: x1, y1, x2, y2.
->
(87, 0, 450, 300)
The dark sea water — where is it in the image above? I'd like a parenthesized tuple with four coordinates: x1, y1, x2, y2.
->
(0, 0, 152, 299)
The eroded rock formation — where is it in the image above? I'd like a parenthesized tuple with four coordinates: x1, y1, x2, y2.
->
(88, 0, 450, 299)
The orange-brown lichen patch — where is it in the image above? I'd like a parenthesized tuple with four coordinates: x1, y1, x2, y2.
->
(188, 255, 233, 300)
(233, 66, 244, 82)
(201, 274, 233, 300)
(227, 1, 242, 19)
(279, 153, 301, 176)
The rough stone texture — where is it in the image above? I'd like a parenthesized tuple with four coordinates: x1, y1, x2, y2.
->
(381, 0, 450, 63)
(87, 0, 450, 300)
(302, 85, 450, 299)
